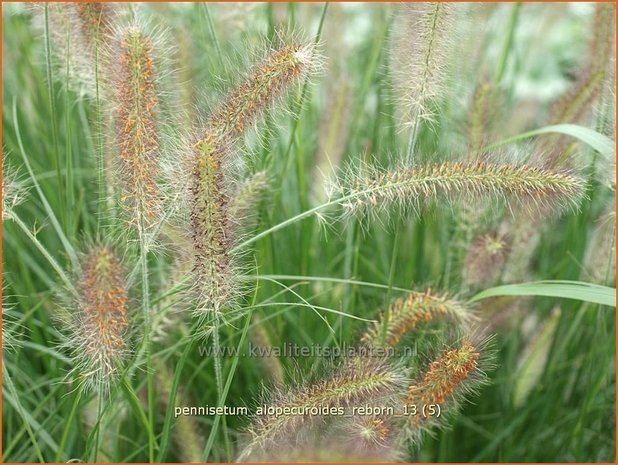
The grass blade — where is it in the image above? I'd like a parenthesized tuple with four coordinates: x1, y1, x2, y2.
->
(469, 280, 616, 307)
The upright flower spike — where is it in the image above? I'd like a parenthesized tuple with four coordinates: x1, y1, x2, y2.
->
(249, 313, 285, 387)
(111, 24, 161, 236)
(206, 42, 318, 140)
(337, 160, 584, 219)
(39, 3, 117, 96)
(403, 340, 488, 439)
(391, 3, 455, 126)
(73, 2, 114, 50)
(361, 290, 473, 348)
(238, 356, 407, 460)
(71, 244, 129, 391)
(189, 135, 235, 312)
(583, 206, 616, 284)
(179, 39, 319, 315)
(467, 79, 499, 154)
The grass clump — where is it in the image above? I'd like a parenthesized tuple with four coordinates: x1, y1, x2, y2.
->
(2, 3, 614, 463)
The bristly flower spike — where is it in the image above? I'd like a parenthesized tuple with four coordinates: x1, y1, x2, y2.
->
(336, 160, 584, 220)
(178, 38, 320, 317)
(206, 40, 320, 141)
(110, 22, 161, 238)
(402, 338, 492, 442)
(362, 289, 474, 348)
(238, 356, 407, 461)
(65, 243, 130, 392)
(390, 3, 455, 127)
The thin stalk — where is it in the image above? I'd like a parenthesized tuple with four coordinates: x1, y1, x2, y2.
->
(139, 238, 155, 463)
(495, 3, 521, 83)
(275, 2, 328, 193)
(13, 99, 78, 269)
(202, 307, 254, 461)
(11, 214, 76, 295)
(94, 20, 106, 233)
(54, 383, 84, 462)
(211, 312, 225, 458)
(381, 224, 402, 345)
(43, 4, 65, 228)
(91, 393, 103, 462)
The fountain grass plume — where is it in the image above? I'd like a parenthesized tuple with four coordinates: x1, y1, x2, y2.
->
(187, 134, 238, 315)
(60, 242, 131, 393)
(109, 22, 163, 239)
(390, 3, 455, 127)
(73, 3, 115, 50)
(467, 79, 500, 155)
(37, 2, 118, 96)
(361, 289, 474, 348)
(335, 159, 584, 221)
(170, 35, 320, 318)
(402, 338, 492, 442)
(228, 170, 269, 232)
(540, 3, 615, 168)
(238, 356, 407, 460)
(206, 37, 321, 141)
(249, 313, 285, 387)
(583, 205, 616, 284)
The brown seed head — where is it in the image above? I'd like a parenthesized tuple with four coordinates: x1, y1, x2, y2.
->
(113, 25, 161, 234)
(77, 245, 129, 389)
(362, 289, 472, 348)
(189, 135, 235, 311)
(207, 43, 316, 140)
(405, 341, 480, 426)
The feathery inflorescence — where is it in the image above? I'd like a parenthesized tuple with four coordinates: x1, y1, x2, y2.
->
(70, 244, 129, 391)
(73, 2, 115, 50)
(402, 340, 488, 439)
(244, 422, 400, 462)
(249, 314, 285, 387)
(228, 170, 269, 231)
(206, 42, 318, 140)
(313, 77, 353, 202)
(391, 3, 455, 126)
(40, 2, 117, 96)
(179, 40, 319, 316)
(239, 356, 407, 460)
(337, 160, 584, 219)
(111, 23, 161, 237)
(361, 289, 473, 348)
(467, 79, 500, 155)
(583, 207, 616, 284)
(188, 135, 236, 313)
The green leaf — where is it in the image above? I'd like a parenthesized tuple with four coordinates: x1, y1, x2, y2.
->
(469, 280, 616, 307)
(487, 124, 615, 159)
